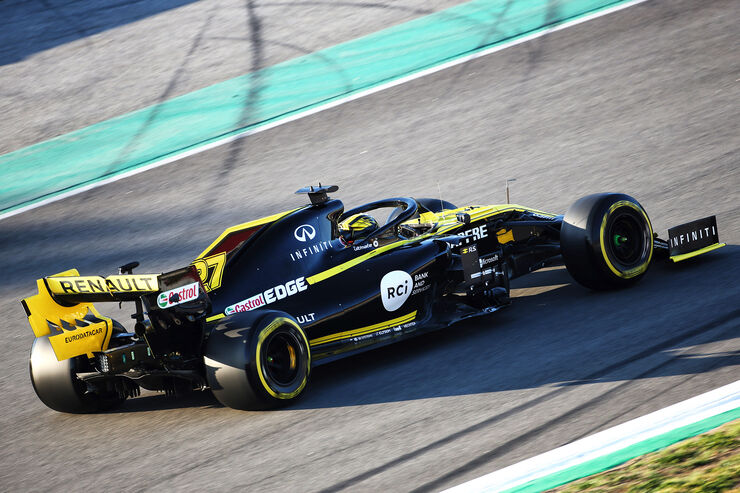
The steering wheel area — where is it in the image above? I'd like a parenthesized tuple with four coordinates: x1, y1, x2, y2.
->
(337, 197, 418, 244)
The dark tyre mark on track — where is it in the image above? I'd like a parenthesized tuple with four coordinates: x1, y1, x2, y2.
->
(105, 4, 218, 174)
(216, 0, 265, 184)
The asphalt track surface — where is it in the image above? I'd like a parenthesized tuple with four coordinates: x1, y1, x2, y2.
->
(1, 0, 739, 491)
(0, 0, 463, 154)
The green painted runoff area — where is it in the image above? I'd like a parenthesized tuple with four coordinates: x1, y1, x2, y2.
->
(1, 0, 630, 215)
(506, 406, 740, 492)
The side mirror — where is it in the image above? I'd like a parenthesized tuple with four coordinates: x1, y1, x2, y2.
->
(456, 212, 471, 225)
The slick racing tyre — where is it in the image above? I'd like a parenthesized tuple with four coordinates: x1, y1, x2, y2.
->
(205, 311, 311, 410)
(30, 336, 125, 413)
(561, 193, 654, 290)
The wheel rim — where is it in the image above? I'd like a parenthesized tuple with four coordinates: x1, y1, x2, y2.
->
(605, 211, 648, 269)
(261, 330, 301, 387)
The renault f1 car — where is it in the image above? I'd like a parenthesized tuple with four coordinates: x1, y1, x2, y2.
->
(22, 186, 725, 412)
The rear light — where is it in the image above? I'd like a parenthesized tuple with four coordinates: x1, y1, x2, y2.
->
(95, 343, 154, 373)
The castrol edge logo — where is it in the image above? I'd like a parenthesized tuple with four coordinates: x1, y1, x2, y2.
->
(157, 282, 200, 309)
(225, 277, 308, 314)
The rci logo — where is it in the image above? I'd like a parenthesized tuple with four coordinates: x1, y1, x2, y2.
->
(380, 270, 412, 312)
(294, 224, 316, 242)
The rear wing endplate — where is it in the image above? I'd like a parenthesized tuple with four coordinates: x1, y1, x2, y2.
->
(21, 269, 116, 361)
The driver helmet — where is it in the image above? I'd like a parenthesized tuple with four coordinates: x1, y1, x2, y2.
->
(339, 214, 378, 243)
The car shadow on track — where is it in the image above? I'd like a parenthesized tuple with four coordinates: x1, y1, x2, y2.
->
(285, 246, 739, 410)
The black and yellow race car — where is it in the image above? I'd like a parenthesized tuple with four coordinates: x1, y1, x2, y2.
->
(22, 185, 724, 412)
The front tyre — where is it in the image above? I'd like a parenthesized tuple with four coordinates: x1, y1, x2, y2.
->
(561, 193, 653, 290)
(204, 311, 311, 410)
(29, 336, 124, 413)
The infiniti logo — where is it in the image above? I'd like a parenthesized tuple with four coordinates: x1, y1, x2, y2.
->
(294, 224, 316, 242)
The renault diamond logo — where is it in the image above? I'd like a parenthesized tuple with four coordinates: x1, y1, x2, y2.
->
(294, 224, 316, 242)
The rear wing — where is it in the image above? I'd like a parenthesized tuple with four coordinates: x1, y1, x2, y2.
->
(21, 267, 207, 361)
(44, 273, 159, 303)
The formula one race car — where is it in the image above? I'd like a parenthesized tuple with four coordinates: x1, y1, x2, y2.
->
(22, 186, 725, 412)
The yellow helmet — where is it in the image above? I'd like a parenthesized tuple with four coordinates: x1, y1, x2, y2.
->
(339, 214, 378, 242)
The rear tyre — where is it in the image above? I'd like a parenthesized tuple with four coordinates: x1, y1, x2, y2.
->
(29, 336, 125, 413)
(204, 311, 311, 410)
(561, 193, 654, 290)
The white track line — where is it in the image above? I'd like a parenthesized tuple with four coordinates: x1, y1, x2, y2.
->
(443, 380, 740, 493)
(0, 0, 649, 222)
